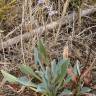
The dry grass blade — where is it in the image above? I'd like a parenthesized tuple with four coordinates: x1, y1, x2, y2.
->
(0, 8, 96, 50)
(81, 58, 96, 79)
(0, 79, 6, 88)
(55, 0, 71, 43)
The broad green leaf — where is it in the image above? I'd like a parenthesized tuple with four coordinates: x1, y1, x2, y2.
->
(18, 76, 30, 86)
(35, 70, 43, 77)
(59, 89, 72, 95)
(45, 67, 51, 82)
(20, 65, 41, 81)
(63, 89, 72, 95)
(40, 72, 49, 91)
(52, 59, 68, 84)
(51, 60, 57, 77)
(60, 60, 67, 77)
(1, 70, 18, 83)
(37, 40, 46, 58)
(18, 76, 37, 87)
(80, 87, 91, 94)
(36, 83, 46, 93)
(34, 48, 45, 72)
(57, 59, 68, 82)
(55, 60, 68, 89)
(37, 40, 49, 65)
(51, 64, 59, 83)
(20, 64, 33, 75)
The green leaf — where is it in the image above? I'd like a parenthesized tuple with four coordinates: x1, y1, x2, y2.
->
(80, 87, 91, 94)
(42, 74, 48, 88)
(51, 60, 57, 77)
(20, 64, 34, 75)
(18, 76, 37, 87)
(20, 65, 42, 81)
(1, 70, 18, 83)
(60, 89, 72, 95)
(55, 60, 68, 89)
(37, 40, 49, 65)
(34, 47, 45, 72)
(39, 71, 49, 92)
(52, 59, 69, 84)
(60, 60, 67, 77)
(57, 59, 68, 81)
(34, 48, 41, 65)
(45, 67, 51, 82)
(35, 70, 43, 77)
(37, 40, 46, 58)
(18, 76, 30, 86)
(63, 89, 72, 94)
(36, 83, 46, 93)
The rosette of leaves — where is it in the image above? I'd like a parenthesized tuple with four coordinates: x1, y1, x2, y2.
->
(0, 0, 16, 20)
(1, 40, 72, 96)
(1, 40, 92, 96)
(1, 60, 71, 96)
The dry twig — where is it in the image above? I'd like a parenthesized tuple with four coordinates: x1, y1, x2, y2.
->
(0, 8, 96, 50)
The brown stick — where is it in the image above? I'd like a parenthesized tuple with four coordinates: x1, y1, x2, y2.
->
(0, 8, 96, 50)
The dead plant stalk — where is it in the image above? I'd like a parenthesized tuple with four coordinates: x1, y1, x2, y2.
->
(55, 0, 71, 43)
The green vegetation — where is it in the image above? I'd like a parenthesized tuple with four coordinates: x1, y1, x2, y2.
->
(0, 0, 96, 96)
(1, 40, 92, 96)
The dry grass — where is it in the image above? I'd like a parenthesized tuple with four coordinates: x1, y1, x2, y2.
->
(0, 0, 96, 95)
